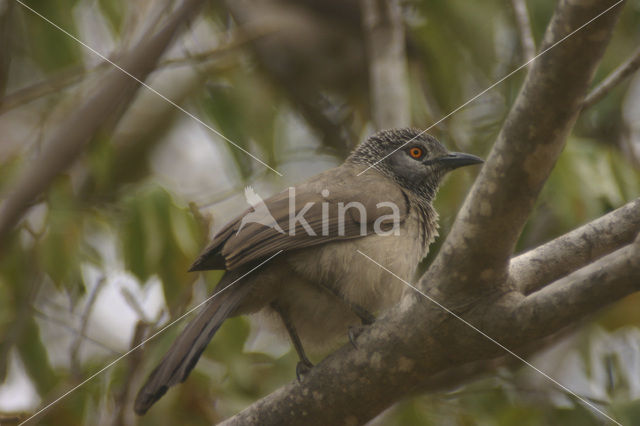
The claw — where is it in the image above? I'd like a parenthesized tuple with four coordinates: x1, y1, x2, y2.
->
(352, 306, 375, 325)
(296, 360, 313, 381)
(348, 325, 365, 349)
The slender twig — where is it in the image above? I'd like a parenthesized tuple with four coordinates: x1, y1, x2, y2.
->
(32, 307, 119, 355)
(113, 321, 151, 426)
(0, 27, 266, 115)
(120, 287, 150, 323)
(70, 276, 106, 377)
(2, 66, 96, 115)
(511, 0, 536, 62)
(0, 414, 22, 424)
(583, 46, 640, 109)
(161, 25, 274, 67)
(360, 0, 410, 129)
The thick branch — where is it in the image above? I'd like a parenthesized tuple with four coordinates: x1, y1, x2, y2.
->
(0, 0, 206, 246)
(510, 198, 640, 294)
(361, 0, 410, 129)
(413, 321, 582, 396)
(220, 304, 455, 426)
(221, 223, 639, 424)
(222, 237, 640, 426)
(426, 0, 624, 297)
(517, 239, 640, 340)
(583, 45, 640, 109)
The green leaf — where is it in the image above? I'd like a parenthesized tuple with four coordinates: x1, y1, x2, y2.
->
(22, 0, 82, 72)
(17, 317, 59, 395)
(120, 187, 204, 314)
(37, 177, 83, 287)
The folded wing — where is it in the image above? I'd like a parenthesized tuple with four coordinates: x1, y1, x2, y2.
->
(190, 171, 410, 271)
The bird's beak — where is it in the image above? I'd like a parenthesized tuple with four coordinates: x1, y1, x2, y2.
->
(434, 152, 484, 169)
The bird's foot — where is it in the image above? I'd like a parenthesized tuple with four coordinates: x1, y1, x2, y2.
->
(348, 325, 366, 349)
(296, 359, 313, 381)
(352, 306, 375, 326)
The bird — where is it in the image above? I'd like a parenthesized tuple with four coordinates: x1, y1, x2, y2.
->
(134, 128, 483, 415)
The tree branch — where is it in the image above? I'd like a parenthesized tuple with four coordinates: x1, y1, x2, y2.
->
(0, 64, 93, 114)
(511, 0, 536, 62)
(517, 237, 640, 340)
(412, 321, 582, 396)
(583, 45, 640, 109)
(0, 0, 206, 246)
(31, 306, 119, 355)
(0, 28, 262, 115)
(69, 276, 105, 378)
(360, 0, 410, 128)
(510, 197, 640, 294)
(425, 0, 625, 298)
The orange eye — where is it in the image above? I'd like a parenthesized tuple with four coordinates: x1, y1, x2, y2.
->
(409, 147, 423, 159)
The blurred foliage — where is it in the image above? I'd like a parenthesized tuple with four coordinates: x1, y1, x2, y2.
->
(0, 0, 639, 425)
(21, 0, 81, 72)
(119, 186, 204, 315)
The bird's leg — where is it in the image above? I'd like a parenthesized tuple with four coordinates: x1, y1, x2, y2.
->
(311, 283, 375, 349)
(270, 301, 313, 380)
(315, 282, 376, 325)
(349, 303, 376, 325)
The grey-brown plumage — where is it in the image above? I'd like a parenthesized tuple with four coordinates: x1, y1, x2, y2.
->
(134, 128, 482, 415)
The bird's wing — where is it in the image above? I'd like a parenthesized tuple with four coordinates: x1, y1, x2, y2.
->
(190, 168, 410, 271)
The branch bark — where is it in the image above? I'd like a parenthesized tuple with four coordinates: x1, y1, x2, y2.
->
(510, 197, 640, 294)
(0, 0, 206, 246)
(411, 320, 583, 397)
(361, 0, 410, 129)
(517, 238, 640, 340)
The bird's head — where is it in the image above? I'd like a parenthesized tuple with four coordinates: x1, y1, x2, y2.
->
(348, 128, 483, 202)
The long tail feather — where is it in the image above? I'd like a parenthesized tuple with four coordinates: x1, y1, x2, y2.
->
(134, 273, 251, 415)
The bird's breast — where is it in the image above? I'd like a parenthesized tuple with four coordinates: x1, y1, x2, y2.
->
(286, 211, 432, 312)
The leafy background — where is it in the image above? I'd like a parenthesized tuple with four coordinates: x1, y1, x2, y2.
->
(0, 0, 639, 424)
